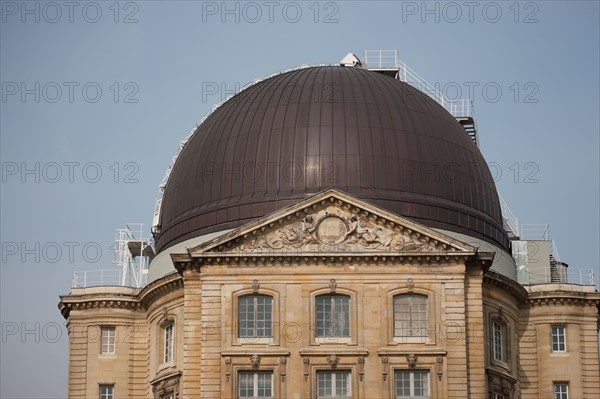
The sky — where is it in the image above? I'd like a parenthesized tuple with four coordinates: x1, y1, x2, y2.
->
(0, 0, 599, 397)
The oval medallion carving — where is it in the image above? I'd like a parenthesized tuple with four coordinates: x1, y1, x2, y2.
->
(316, 215, 348, 245)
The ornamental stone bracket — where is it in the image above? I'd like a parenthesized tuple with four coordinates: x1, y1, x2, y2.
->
(150, 370, 181, 399)
(381, 356, 389, 381)
(436, 356, 444, 381)
(377, 348, 447, 382)
(486, 369, 517, 397)
(221, 350, 291, 383)
(280, 357, 287, 383)
(299, 348, 369, 382)
(406, 354, 418, 369)
(250, 354, 261, 370)
(326, 355, 340, 369)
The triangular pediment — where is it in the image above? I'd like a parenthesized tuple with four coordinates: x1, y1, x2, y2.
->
(187, 189, 476, 258)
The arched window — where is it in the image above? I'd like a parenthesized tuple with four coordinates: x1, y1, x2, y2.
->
(238, 295, 273, 338)
(315, 294, 350, 338)
(393, 294, 428, 339)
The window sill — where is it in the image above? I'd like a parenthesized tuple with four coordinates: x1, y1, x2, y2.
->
(237, 337, 274, 345)
(393, 336, 428, 344)
(315, 337, 352, 344)
(490, 359, 510, 372)
(158, 362, 175, 372)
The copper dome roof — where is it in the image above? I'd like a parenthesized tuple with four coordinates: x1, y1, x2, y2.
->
(156, 66, 508, 253)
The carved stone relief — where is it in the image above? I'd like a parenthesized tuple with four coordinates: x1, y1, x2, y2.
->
(223, 206, 451, 254)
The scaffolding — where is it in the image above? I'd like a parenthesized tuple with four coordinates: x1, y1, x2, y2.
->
(71, 224, 154, 288)
(113, 224, 154, 288)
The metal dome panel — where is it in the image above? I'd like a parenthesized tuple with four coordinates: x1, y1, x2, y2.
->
(156, 66, 508, 253)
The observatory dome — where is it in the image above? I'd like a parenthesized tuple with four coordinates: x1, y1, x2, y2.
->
(155, 66, 508, 254)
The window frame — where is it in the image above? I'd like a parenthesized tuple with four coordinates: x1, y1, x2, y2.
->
(393, 293, 429, 342)
(238, 294, 274, 342)
(492, 321, 504, 363)
(309, 287, 357, 346)
(237, 370, 274, 399)
(163, 321, 175, 364)
(100, 326, 116, 355)
(551, 325, 566, 352)
(99, 384, 114, 399)
(393, 369, 430, 399)
(315, 294, 351, 342)
(232, 288, 279, 346)
(315, 370, 352, 399)
(554, 382, 569, 399)
(488, 312, 511, 369)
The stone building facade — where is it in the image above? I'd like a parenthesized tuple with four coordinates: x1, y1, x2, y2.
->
(59, 62, 600, 399)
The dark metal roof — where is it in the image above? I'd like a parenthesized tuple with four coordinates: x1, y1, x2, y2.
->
(156, 66, 508, 253)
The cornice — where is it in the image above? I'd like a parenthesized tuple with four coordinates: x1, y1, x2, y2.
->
(175, 254, 474, 274)
(483, 270, 529, 303)
(299, 348, 369, 357)
(221, 349, 291, 357)
(527, 294, 600, 308)
(139, 272, 184, 309)
(59, 272, 184, 320)
(377, 348, 447, 356)
(59, 296, 143, 320)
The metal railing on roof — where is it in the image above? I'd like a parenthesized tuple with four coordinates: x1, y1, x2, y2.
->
(364, 50, 474, 119)
(72, 269, 125, 288)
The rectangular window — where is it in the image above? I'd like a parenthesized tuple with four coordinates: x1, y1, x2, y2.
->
(238, 295, 273, 338)
(316, 295, 350, 338)
(552, 326, 566, 352)
(99, 385, 114, 399)
(394, 294, 428, 338)
(394, 370, 430, 399)
(101, 327, 115, 354)
(164, 322, 174, 363)
(238, 371, 273, 399)
(554, 382, 568, 399)
(494, 394, 505, 399)
(316, 371, 351, 398)
(492, 321, 504, 362)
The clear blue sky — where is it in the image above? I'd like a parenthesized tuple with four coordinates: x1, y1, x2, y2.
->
(1, 1, 598, 397)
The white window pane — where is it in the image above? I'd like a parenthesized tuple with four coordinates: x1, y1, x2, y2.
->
(164, 322, 174, 363)
(316, 295, 350, 338)
(238, 371, 273, 399)
(394, 371, 430, 399)
(554, 383, 568, 399)
(394, 294, 428, 338)
(316, 371, 351, 398)
(99, 385, 114, 399)
(552, 326, 566, 352)
(101, 327, 115, 354)
(492, 322, 504, 362)
(238, 295, 273, 338)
